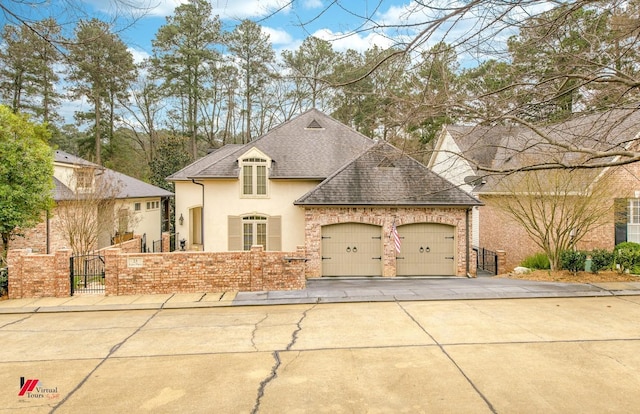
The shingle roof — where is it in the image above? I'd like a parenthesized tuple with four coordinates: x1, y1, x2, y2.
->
(54, 150, 173, 200)
(295, 142, 482, 206)
(445, 109, 640, 192)
(172, 109, 376, 180)
(166, 145, 243, 181)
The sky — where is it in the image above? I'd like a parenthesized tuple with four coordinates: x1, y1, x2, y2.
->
(0, 0, 541, 123)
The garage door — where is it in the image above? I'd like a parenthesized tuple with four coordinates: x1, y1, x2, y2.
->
(396, 223, 456, 276)
(322, 223, 382, 276)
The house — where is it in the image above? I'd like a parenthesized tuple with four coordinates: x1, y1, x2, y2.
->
(168, 109, 481, 277)
(429, 109, 640, 270)
(8, 150, 173, 254)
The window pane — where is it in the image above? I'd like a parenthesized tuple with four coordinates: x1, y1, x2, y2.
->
(256, 223, 267, 247)
(256, 165, 266, 195)
(243, 223, 253, 250)
(243, 165, 253, 195)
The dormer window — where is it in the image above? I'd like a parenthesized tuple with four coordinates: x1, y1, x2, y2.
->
(241, 157, 268, 196)
(74, 168, 94, 192)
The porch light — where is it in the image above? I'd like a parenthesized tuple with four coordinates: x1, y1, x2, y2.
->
(179, 213, 184, 226)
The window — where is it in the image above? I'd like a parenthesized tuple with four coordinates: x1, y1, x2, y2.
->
(243, 215, 267, 250)
(228, 215, 281, 251)
(134, 203, 141, 211)
(74, 168, 93, 191)
(146, 201, 159, 210)
(628, 199, 640, 243)
(241, 157, 268, 196)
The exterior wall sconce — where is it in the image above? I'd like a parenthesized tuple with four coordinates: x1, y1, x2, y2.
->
(179, 213, 184, 226)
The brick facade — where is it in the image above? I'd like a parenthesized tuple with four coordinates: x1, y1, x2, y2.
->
(303, 206, 474, 278)
(479, 161, 640, 271)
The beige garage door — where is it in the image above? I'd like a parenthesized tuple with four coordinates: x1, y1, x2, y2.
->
(396, 223, 456, 276)
(322, 223, 382, 277)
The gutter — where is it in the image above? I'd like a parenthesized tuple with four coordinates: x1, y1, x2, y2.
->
(466, 207, 472, 277)
(191, 179, 205, 251)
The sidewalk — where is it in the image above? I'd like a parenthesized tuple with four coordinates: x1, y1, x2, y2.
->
(2, 277, 640, 313)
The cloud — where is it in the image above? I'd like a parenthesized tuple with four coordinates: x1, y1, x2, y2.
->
(261, 26, 293, 45)
(302, 0, 323, 9)
(312, 28, 394, 53)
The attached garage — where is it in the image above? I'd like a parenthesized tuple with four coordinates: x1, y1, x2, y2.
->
(396, 223, 456, 276)
(321, 223, 382, 276)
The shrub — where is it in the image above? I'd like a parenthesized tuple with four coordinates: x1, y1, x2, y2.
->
(520, 253, 550, 270)
(559, 250, 586, 275)
(614, 242, 640, 274)
(588, 249, 614, 274)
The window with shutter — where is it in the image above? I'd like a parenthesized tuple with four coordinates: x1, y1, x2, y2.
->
(228, 214, 282, 251)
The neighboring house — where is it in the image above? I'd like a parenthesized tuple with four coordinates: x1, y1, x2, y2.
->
(168, 109, 481, 277)
(429, 109, 640, 270)
(8, 150, 173, 254)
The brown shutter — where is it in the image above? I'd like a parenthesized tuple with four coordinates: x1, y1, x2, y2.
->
(268, 216, 281, 251)
(228, 216, 242, 251)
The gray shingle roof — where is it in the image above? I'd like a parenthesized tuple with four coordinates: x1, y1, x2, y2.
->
(445, 109, 640, 193)
(172, 109, 376, 180)
(295, 142, 482, 206)
(54, 150, 173, 200)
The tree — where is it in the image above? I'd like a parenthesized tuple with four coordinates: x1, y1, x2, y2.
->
(490, 167, 619, 270)
(282, 36, 338, 111)
(67, 18, 136, 166)
(151, 0, 222, 158)
(227, 19, 276, 143)
(0, 105, 53, 265)
(0, 18, 61, 123)
(292, 1, 640, 172)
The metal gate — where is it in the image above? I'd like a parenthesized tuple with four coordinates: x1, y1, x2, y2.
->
(476, 247, 498, 275)
(70, 254, 105, 295)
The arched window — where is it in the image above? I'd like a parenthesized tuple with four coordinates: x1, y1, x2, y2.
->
(228, 214, 281, 251)
(241, 157, 267, 196)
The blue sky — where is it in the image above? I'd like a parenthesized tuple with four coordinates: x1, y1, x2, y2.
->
(8, 0, 413, 62)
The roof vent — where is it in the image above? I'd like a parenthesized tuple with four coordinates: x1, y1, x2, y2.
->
(306, 119, 323, 129)
(378, 157, 396, 168)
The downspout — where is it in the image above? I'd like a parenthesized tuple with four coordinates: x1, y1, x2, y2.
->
(191, 179, 205, 251)
(46, 210, 50, 254)
(466, 207, 471, 278)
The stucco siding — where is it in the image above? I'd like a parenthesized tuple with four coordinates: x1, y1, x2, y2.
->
(175, 178, 319, 251)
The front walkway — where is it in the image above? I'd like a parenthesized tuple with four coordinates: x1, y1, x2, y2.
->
(1, 277, 640, 313)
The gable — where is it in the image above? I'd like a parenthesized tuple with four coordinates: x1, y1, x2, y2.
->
(295, 142, 482, 206)
(180, 109, 375, 180)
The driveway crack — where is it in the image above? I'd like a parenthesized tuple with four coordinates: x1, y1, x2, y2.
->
(50, 308, 162, 412)
(251, 303, 316, 414)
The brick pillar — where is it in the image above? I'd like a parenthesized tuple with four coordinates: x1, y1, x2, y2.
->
(7, 249, 26, 299)
(250, 245, 264, 291)
(162, 232, 170, 252)
(469, 248, 478, 277)
(496, 250, 507, 275)
(54, 249, 72, 297)
(104, 248, 121, 296)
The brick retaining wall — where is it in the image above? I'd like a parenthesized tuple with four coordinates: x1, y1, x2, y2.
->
(7, 249, 72, 299)
(7, 245, 306, 298)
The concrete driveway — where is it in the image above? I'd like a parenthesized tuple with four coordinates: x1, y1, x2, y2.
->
(2, 297, 640, 413)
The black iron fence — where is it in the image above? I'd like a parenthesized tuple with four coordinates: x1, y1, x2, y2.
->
(152, 233, 180, 253)
(70, 254, 105, 295)
(0, 267, 7, 297)
(476, 247, 498, 275)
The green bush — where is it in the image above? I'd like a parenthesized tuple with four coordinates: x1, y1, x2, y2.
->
(559, 250, 586, 274)
(588, 249, 614, 274)
(520, 253, 550, 270)
(614, 242, 640, 274)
